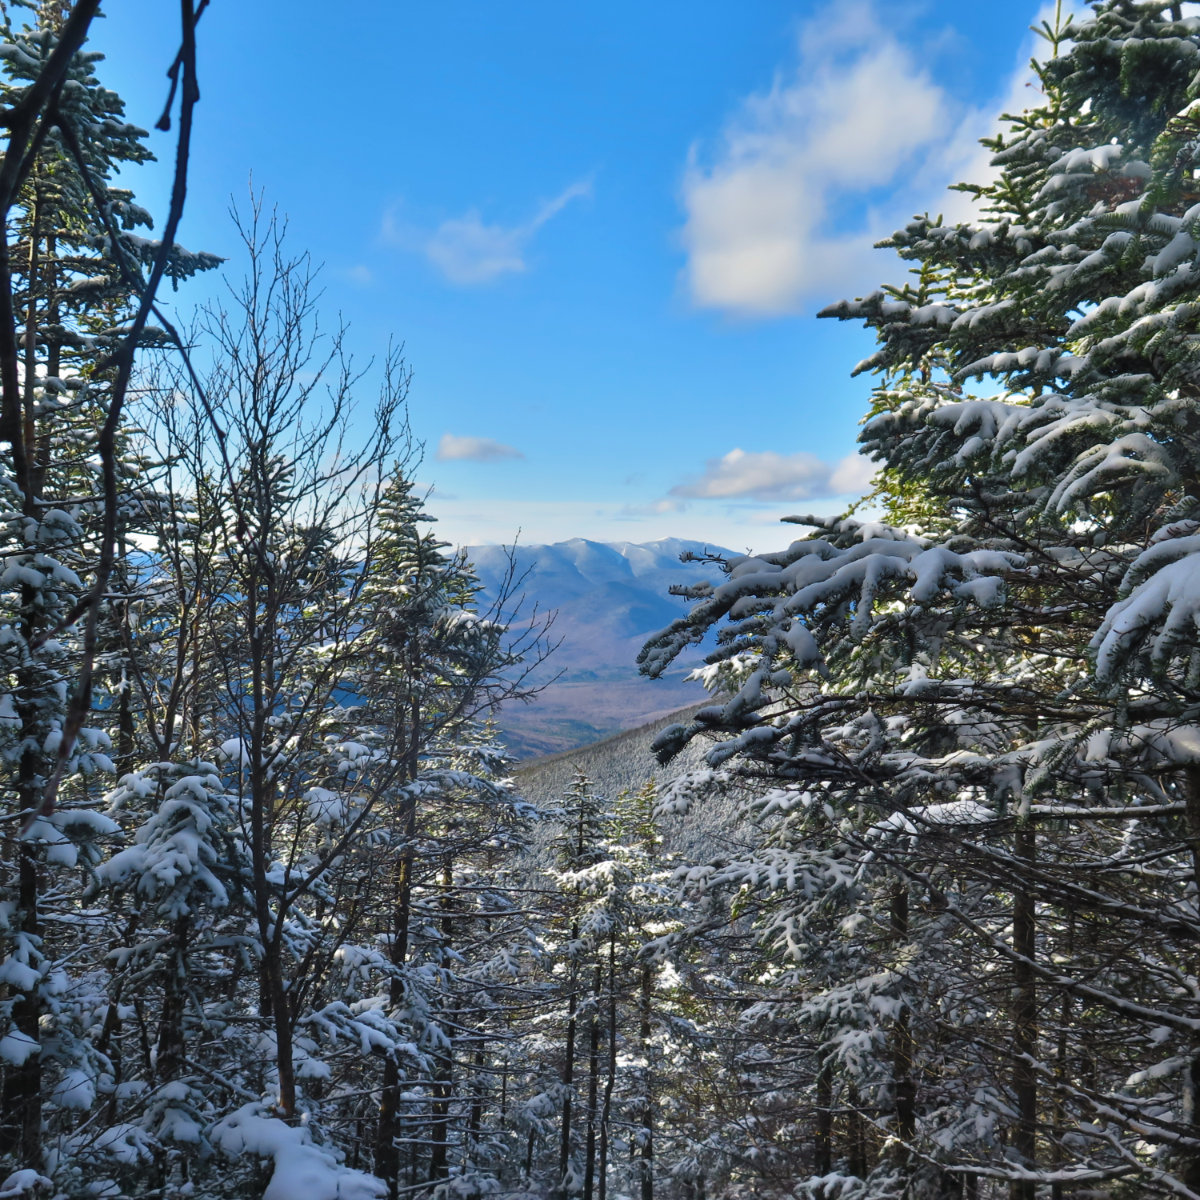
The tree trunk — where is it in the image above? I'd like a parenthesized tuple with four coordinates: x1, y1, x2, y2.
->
(376, 1055, 402, 1198)
(638, 962, 654, 1200)
(560, 952, 579, 1189)
(264, 938, 295, 1116)
(0, 277, 50, 1159)
(428, 1069, 452, 1182)
(891, 883, 916, 1155)
(466, 1044, 485, 1166)
(245, 555, 297, 1119)
(1009, 822, 1037, 1200)
(599, 935, 617, 1200)
(1180, 766, 1200, 1191)
(583, 964, 601, 1200)
(1051, 910, 1074, 1200)
(376, 787, 417, 1197)
(0, 843, 41, 1162)
(815, 1050, 833, 1176)
(155, 914, 190, 1083)
(251, 763, 296, 1121)
(428, 858, 457, 1184)
(847, 1084, 867, 1180)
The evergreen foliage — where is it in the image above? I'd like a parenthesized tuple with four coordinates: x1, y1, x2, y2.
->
(0, 10, 552, 1198)
(25, 3, 1200, 1200)
(639, 2, 1200, 1196)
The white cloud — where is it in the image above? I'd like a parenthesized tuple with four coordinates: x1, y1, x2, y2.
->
(829, 451, 877, 496)
(436, 434, 525, 463)
(680, 1, 1049, 315)
(398, 180, 591, 286)
(670, 448, 874, 502)
(426, 215, 526, 284)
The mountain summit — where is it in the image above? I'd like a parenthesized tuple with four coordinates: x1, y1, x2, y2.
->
(466, 538, 731, 758)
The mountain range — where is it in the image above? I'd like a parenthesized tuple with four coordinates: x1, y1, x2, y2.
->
(465, 537, 730, 758)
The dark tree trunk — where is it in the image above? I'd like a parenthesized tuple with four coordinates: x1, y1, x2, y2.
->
(376, 1056, 402, 1199)
(375, 774, 417, 1197)
(0, 317, 51, 1160)
(847, 1085, 867, 1180)
(0, 843, 41, 1162)
(583, 964, 601, 1200)
(638, 963, 654, 1200)
(467, 1044, 485, 1165)
(428, 858, 457, 1184)
(428, 1070, 452, 1181)
(155, 914, 190, 1083)
(1051, 910, 1075, 1200)
(891, 883, 916, 1154)
(560, 962, 578, 1189)
(245, 560, 297, 1119)
(1010, 823, 1037, 1200)
(599, 935, 617, 1200)
(815, 1050, 833, 1176)
(1181, 767, 1200, 1191)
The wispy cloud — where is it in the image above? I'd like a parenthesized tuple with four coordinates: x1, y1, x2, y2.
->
(680, 1, 1049, 316)
(670, 449, 874, 503)
(386, 180, 592, 286)
(436, 434, 526, 463)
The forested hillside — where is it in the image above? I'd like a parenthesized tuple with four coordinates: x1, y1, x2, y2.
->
(513, 705, 709, 809)
(8, 4, 1200, 1200)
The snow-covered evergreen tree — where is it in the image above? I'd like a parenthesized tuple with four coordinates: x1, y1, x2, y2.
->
(0, 4, 215, 1181)
(642, 3, 1200, 1195)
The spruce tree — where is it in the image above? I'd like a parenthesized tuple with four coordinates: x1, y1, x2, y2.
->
(0, 5, 214, 1174)
(642, 3, 1200, 1194)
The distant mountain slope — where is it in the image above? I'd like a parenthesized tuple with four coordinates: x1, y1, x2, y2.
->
(511, 702, 711, 810)
(466, 538, 730, 758)
(511, 703, 745, 868)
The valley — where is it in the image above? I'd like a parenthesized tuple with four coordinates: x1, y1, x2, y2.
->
(466, 536, 731, 757)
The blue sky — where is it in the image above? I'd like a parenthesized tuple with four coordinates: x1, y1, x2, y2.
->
(89, 0, 1050, 551)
